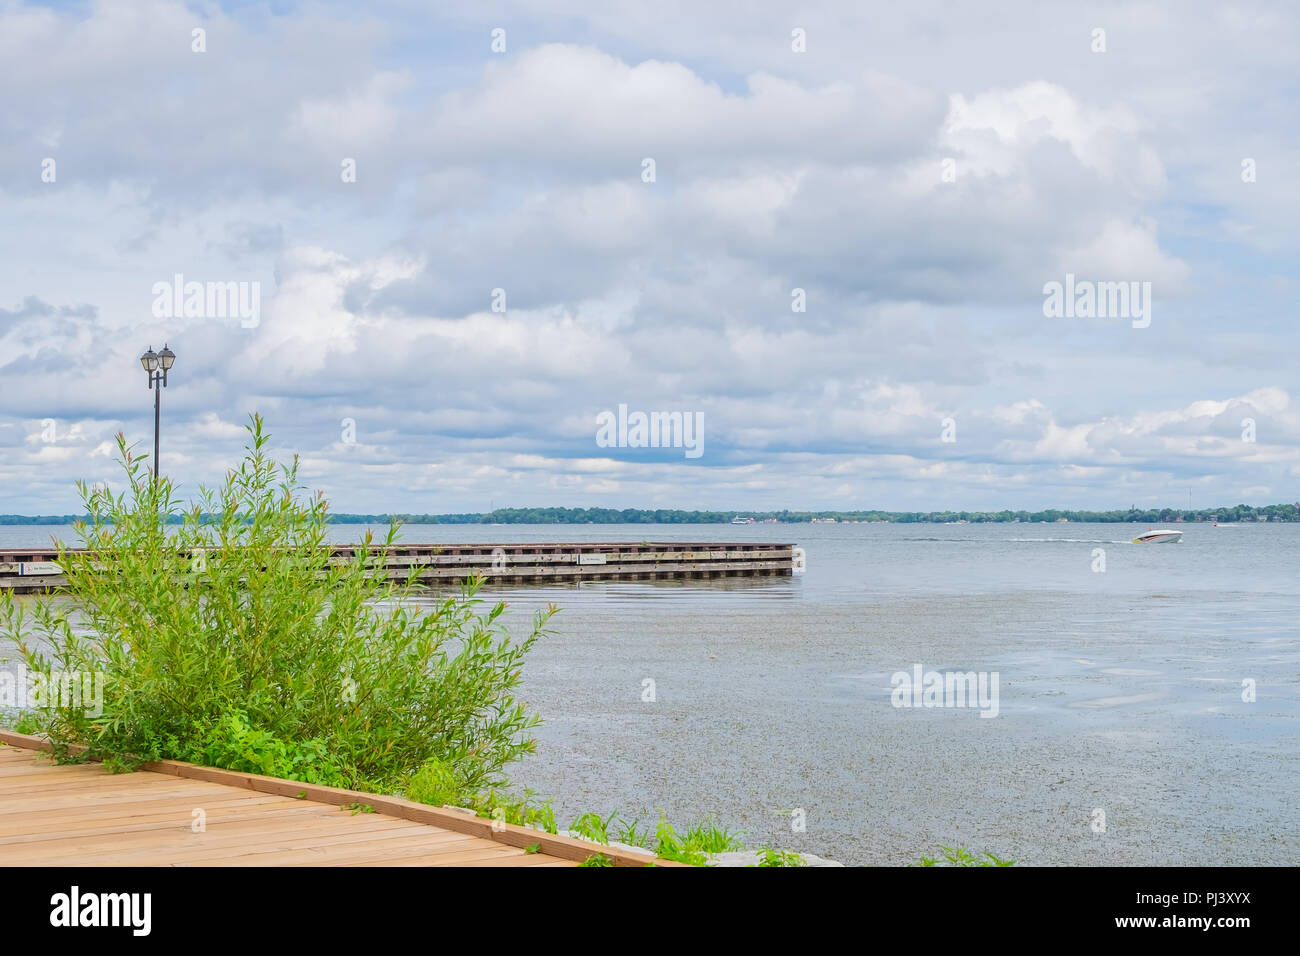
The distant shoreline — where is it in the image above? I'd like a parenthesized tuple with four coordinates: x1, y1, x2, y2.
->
(3, 504, 1297, 526)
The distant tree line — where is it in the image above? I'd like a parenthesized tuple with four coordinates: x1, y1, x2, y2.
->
(0, 514, 85, 525)
(4, 503, 1298, 525)
(332, 504, 1300, 524)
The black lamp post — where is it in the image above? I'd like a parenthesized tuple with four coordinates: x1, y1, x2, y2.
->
(139, 344, 176, 478)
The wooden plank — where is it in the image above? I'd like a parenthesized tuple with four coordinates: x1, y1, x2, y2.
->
(280, 841, 522, 867)
(2, 814, 420, 866)
(0, 770, 211, 796)
(134, 755, 678, 866)
(167, 829, 483, 867)
(0, 773, 211, 802)
(0, 806, 339, 853)
(0, 578, 67, 590)
(0, 795, 314, 839)
(426, 856, 570, 867)
(4, 793, 336, 835)
(0, 781, 239, 814)
(0, 757, 68, 773)
(208, 833, 507, 867)
(365, 852, 575, 867)
(0, 735, 687, 867)
(0, 762, 112, 781)
(20, 810, 419, 856)
(197, 837, 483, 867)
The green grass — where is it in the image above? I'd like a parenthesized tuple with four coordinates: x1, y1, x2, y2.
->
(568, 810, 618, 845)
(615, 818, 652, 849)
(682, 818, 745, 854)
(754, 847, 807, 867)
(399, 787, 760, 868)
(651, 815, 710, 866)
(910, 846, 1015, 867)
(467, 789, 558, 834)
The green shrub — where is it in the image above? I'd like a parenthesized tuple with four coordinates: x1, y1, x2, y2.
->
(405, 758, 466, 807)
(170, 708, 348, 785)
(0, 415, 553, 795)
(11, 711, 43, 736)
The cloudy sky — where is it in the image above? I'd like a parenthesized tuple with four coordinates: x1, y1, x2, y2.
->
(2, 0, 1297, 514)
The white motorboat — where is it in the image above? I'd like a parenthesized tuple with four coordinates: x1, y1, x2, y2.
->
(1132, 528, 1183, 544)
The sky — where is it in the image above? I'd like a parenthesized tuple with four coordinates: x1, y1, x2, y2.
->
(1, 0, 1297, 514)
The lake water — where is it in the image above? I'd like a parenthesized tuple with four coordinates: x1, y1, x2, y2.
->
(3, 521, 1296, 865)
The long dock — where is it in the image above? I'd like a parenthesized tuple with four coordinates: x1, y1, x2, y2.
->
(0, 731, 675, 866)
(0, 541, 799, 593)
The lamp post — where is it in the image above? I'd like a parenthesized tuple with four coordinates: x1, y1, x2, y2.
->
(139, 344, 175, 479)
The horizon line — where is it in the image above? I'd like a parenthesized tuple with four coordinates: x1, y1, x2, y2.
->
(2, 502, 1297, 526)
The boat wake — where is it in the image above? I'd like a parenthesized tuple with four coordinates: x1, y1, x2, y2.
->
(1009, 537, 1135, 544)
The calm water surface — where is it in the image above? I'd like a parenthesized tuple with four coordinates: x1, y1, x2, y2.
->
(3, 521, 1296, 865)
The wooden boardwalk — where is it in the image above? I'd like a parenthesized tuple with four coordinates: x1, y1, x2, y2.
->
(0, 733, 670, 867)
(0, 542, 800, 593)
